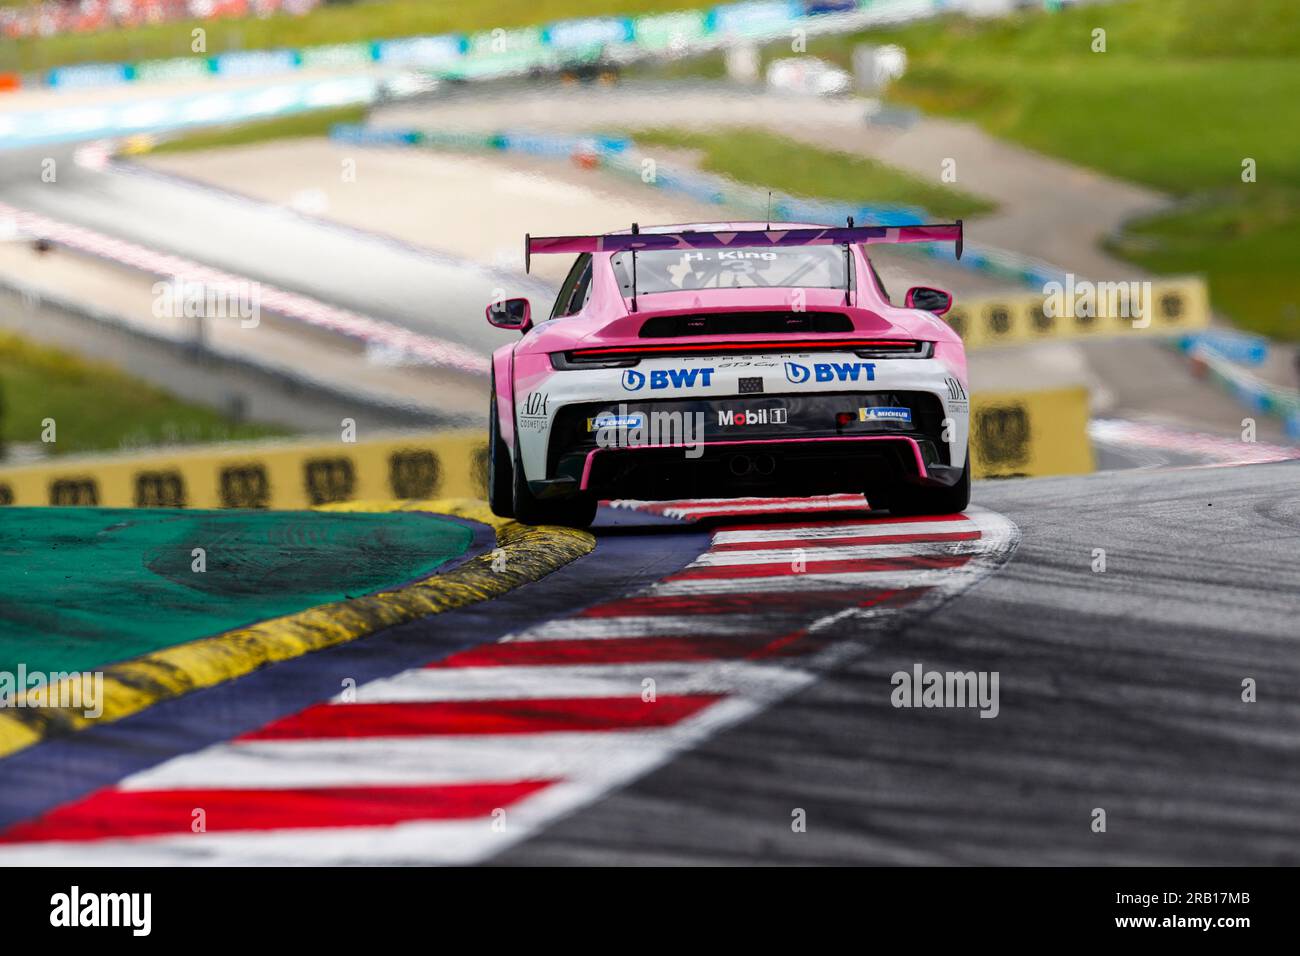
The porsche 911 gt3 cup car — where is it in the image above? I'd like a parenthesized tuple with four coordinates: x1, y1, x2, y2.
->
(485, 220, 971, 528)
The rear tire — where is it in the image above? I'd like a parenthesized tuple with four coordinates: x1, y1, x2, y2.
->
(880, 451, 971, 517)
(487, 387, 514, 519)
(512, 462, 597, 529)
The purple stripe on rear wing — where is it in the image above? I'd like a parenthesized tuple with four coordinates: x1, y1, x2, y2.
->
(525, 222, 963, 272)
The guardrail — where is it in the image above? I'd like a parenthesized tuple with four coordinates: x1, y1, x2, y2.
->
(1182, 344, 1300, 440)
(0, 76, 384, 150)
(4, 1, 944, 94)
(0, 2, 945, 148)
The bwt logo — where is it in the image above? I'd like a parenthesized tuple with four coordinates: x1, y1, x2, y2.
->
(622, 367, 714, 391)
(784, 361, 875, 385)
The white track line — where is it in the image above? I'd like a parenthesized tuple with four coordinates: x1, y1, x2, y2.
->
(685, 540, 983, 567)
(711, 519, 974, 544)
(646, 568, 967, 595)
(501, 614, 777, 642)
(120, 731, 722, 792)
(349, 661, 805, 703)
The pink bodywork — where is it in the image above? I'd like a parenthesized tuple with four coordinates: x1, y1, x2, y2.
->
(492, 221, 967, 448)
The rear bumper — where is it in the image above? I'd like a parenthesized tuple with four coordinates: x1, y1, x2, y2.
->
(583, 434, 931, 487)
(530, 433, 962, 502)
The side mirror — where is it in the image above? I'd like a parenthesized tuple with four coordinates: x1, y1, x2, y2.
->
(486, 297, 532, 332)
(905, 286, 952, 316)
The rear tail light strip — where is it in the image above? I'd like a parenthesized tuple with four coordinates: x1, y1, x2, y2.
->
(552, 339, 932, 369)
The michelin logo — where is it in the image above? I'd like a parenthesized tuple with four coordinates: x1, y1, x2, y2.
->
(622, 367, 715, 391)
(784, 361, 876, 385)
(859, 406, 912, 425)
(587, 413, 644, 431)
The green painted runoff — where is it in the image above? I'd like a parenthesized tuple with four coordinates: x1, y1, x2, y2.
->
(0, 507, 474, 674)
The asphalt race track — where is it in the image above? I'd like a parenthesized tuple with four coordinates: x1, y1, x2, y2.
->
(506, 461, 1300, 865)
(0, 145, 548, 356)
(2, 461, 1296, 864)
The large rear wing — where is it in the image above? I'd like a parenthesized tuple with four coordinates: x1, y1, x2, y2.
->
(525, 221, 963, 273)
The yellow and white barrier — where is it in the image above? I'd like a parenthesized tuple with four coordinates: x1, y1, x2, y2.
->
(970, 387, 1094, 479)
(0, 431, 488, 508)
(0, 386, 1094, 507)
(945, 277, 1209, 350)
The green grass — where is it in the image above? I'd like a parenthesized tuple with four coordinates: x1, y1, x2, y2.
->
(629, 126, 995, 220)
(0, 332, 288, 456)
(786, 0, 1300, 340)
(0, 0, 695, 73)
(1105, 188, 1300, 341)
(150, 104, 368, 154)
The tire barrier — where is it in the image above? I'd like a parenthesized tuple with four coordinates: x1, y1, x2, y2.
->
(970, 387, 1094, 479)
(0, 431, 489, 509)
(943, 277, 1210, 349)
(0, 384, 1094, 508)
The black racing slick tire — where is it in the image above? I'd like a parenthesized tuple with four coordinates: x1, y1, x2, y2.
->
(881, 451, 971, 517)
(512, 458, 598, 529)
(487, 387, 515, 519)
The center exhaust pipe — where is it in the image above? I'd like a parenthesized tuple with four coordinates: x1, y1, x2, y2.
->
(728, 454, 753, 476)
(728, 454, 775, 477)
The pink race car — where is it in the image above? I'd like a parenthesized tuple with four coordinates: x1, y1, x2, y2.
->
(485, 220, 971, 528)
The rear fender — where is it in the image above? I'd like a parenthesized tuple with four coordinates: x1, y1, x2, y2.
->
(493, 349, 516, 449)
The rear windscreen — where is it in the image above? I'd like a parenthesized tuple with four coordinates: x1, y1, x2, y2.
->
(612, 245, 851, 295)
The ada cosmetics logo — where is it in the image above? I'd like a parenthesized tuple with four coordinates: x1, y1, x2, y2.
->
(944, 377, 969, 413)
(622, 367, 715, 391)
(859, 406, 912, 425)
(518, 391, 548, 430)
(784, 361, 876, 385)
